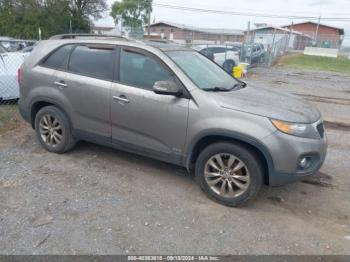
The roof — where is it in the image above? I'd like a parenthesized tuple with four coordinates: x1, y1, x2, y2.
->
(282, 21, 344, 35)
(148, 21, 244, 36)
(249, 25, 312, 38)
(49, 34, 127, 40)
(47, 34, 191, 52)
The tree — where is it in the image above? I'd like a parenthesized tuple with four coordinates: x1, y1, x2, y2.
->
(110, 0, 152, 30)
(0, 0, 108, 39)
(68, 0, 108, 20)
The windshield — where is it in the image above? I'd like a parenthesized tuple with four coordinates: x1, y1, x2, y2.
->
(167, 50, 238, 91)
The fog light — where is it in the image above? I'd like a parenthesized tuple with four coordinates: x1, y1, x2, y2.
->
(299, 157, 311, 169)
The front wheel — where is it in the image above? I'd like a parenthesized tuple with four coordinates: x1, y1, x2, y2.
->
(195, 142, 263, 207)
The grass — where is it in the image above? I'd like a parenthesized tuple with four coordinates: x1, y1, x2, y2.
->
(0, 104, 24, 133)
(277, 54, 350, 74)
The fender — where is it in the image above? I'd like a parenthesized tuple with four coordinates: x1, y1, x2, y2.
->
(29, 95, 73, 129)
(184, 129, 275, 176)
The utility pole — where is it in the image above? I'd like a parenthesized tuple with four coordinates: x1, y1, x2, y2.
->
(147, 0, 152, 39)
(268, 28, 277, 67)
(315, 16, 321, 46)
(287, 21, 293, 50)
(69, 14, 72, 34)
(247, 21, 251, 44)
(147, 11, 151, 38)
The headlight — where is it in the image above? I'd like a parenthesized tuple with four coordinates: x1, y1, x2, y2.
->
(270, 119, 319, 139)
(271, 119, 306, 136)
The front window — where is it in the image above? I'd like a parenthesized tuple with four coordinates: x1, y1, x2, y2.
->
(167, 51, 239, 91)
(120, 48, 175, 90)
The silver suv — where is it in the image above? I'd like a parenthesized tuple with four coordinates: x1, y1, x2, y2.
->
(18, 35, 327, 206)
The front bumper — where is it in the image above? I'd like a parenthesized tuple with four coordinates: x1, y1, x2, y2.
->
(263, 129, 328, 186)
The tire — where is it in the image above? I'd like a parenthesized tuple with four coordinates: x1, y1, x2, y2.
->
(195, 142, 263, 207)
(223, 60, 236, 74)
(34, 106, 76, 154)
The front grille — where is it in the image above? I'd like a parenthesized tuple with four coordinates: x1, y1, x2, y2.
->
(317, 123, 325, 138)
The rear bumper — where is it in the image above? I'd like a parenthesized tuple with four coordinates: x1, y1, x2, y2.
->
(18, 98, 31, 124)
(263, 130, 328, 186)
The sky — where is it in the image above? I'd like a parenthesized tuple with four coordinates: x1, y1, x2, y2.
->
(96, 0, 350, 45)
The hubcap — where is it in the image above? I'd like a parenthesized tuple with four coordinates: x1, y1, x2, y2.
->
(204, 153, 250, 198)
(39, 114, 63, 147)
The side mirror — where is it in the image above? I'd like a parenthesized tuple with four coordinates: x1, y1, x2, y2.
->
(153, 81, 182, 96)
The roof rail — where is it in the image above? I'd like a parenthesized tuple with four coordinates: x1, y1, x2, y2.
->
(145, 39, 172, 44)
(49, 34, 128, 41)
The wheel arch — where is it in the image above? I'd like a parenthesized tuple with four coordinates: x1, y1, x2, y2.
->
(30, 97, 72, 130)
(185, 131, 274, 185)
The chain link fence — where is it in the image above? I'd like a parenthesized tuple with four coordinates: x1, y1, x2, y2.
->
(0, 41, 31, 133)
(1, 31, 349, 133)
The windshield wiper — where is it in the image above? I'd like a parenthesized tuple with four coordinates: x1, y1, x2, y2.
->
(206, 82, 246, 92)
(205, 86, 233, 92)
(233, 82, 246, 88)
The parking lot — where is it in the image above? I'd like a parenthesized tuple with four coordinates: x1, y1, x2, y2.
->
(0, 67, 349, 255)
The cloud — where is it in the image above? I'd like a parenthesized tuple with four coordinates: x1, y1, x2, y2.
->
(308, 0, 329, 6)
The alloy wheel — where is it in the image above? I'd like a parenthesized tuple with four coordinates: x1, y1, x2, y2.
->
(39, 114, 63, 147)
(204, 153, 250, 198)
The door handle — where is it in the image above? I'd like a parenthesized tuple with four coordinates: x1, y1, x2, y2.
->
(54, 81, 68, 88)
(113, 95, 130, 103)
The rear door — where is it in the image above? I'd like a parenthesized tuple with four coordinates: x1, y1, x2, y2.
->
(110, 47, 189, 163)
(55, 44, 115, 140)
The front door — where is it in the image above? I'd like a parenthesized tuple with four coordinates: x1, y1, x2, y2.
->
(111, 47, 189, 163)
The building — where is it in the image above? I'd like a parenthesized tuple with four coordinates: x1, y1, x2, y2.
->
(283, 21, 344, 48)
(145, 21, 244, 44)
(247, 25, 313, 50)
(91, 26, 121, 36)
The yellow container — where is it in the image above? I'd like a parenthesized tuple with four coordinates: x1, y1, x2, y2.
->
(233, 66, 243, 78)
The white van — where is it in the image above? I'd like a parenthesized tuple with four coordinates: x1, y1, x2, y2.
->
(0, 45, 25, 101)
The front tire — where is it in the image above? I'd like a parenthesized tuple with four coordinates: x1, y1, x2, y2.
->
(195, 142, 263, 207)
(35, 106, 76, 154)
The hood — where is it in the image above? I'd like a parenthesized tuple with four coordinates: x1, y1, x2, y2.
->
(212, 84, 321, 123)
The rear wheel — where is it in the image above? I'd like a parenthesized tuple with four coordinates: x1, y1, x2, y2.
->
(35, 106, 76, 153)
(195, 142, 263, 207)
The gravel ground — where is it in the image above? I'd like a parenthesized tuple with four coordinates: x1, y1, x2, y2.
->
(0, 67, 349, 255)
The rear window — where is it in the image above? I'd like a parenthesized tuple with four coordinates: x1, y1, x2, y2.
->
(68, 45, 114, 80)
(42, 45, 73, 69)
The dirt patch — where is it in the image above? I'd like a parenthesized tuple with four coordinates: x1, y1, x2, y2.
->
(271, 80, 289, 85)
(0, 104, 25, 134)
(302, 172, 334, 188)
(324, 120, 350, 132)
(294, 93, 350, 106)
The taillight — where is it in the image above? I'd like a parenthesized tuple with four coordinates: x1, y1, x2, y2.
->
(17, 67, 21, 85)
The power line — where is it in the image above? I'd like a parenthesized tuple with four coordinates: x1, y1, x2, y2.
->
(153, 3, 350, 22)
(155, 1, 350, 17)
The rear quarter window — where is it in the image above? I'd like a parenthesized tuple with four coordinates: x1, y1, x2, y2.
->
(41, 45, 73, 69)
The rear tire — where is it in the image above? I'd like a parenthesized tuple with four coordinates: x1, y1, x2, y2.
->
(35, 106, 76, 154)
(195, 142, 263, 207)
